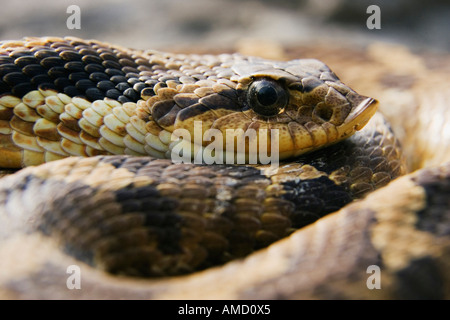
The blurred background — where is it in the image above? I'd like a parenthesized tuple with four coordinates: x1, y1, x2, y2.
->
(0, 0, 449, 53)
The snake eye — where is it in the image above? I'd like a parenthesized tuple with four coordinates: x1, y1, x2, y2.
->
(247, 79, 288, 117)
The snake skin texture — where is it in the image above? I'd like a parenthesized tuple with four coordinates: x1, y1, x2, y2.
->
(0, 37, 376, 167)
(0, 37, 448, 299)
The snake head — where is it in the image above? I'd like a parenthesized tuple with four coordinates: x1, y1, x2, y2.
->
(147, 55, 378, 161)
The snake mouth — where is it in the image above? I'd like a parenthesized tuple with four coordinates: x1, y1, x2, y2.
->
(337, 96, 379, 136)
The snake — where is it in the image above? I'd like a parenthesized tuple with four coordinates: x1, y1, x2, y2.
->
(0, 37, 448, 299)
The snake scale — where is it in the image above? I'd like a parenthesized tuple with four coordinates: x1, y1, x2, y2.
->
(0, 37, 448, 299)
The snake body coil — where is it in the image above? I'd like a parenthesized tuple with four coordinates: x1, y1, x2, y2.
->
(0, 37, 448, 299)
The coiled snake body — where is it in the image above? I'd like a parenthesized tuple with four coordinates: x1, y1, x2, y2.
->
(0, 37, 448, 299)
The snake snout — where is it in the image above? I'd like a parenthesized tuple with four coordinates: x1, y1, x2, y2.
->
(251, 60, 380, 158)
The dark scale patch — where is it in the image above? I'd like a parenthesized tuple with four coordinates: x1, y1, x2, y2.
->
(0, 40, 154, 102)
(158, 75, 178, 82)
(69, 72, 90, 82)
(10, 50, 33, 59)
(48, 66, 68, 78)
(84, 63, 105, 73)
(85, 87, 105, 101)
(115, 185, 182, 254)
(90, 72, 110, 82)
(141, 87, 156, 98)
(97, 80, 116, 91)
(123, 87, 139, 101)
(64, 61, 85, 72)
(105, 68, 124, 77)
(155, 81, 167, 89)
(34, 49, 59, 59)
(59, 50, 83, 61)
(64, 85, 81, 97)
(217, 87, 238, 101)
(115, 82, 130, 91)
(106, 88, 121, 100)
(3, 72, 30, 86)
(22, 64, 47, 77)
(293, 122, 404, 199)
(0, 56, 14, 64)
(123, 67, 139, 75)
(37, 83, 57, 92)
(0, 63, 21, 77)
(54, 77, 72, 90)
(111, 75, 127, 84)
(394, 256, 444, 299)
(412, 166, 450, 237)
(97, 155, 132, 168)
(293, 139, 358, 174)
(99, 52, 119, 62)
(120, 58, 138, 68)
(31, 179, 108, 265)
(11, 82, 35, 97)
(281, 176, 352, 228)
(5, 173, 35, 192)
(152, 100, 178, 123)
(97, 155, 155, 171)
(118, 96, 132, 103)
(199, 92, 237, 111)
(75, 79, 95, 91)
(103, 60, 122, 70)
(133, 82, 147, 92)
(40, 56, 65, 68)
(31, 74, 52, 86)
(0, 80, 9, 92)
(26, 170, 183, 277)
(123, 156, 156, 170)
(78, 48, 98, 57)
(144, 78, 158, 86)
(81, 54, 102, 65)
